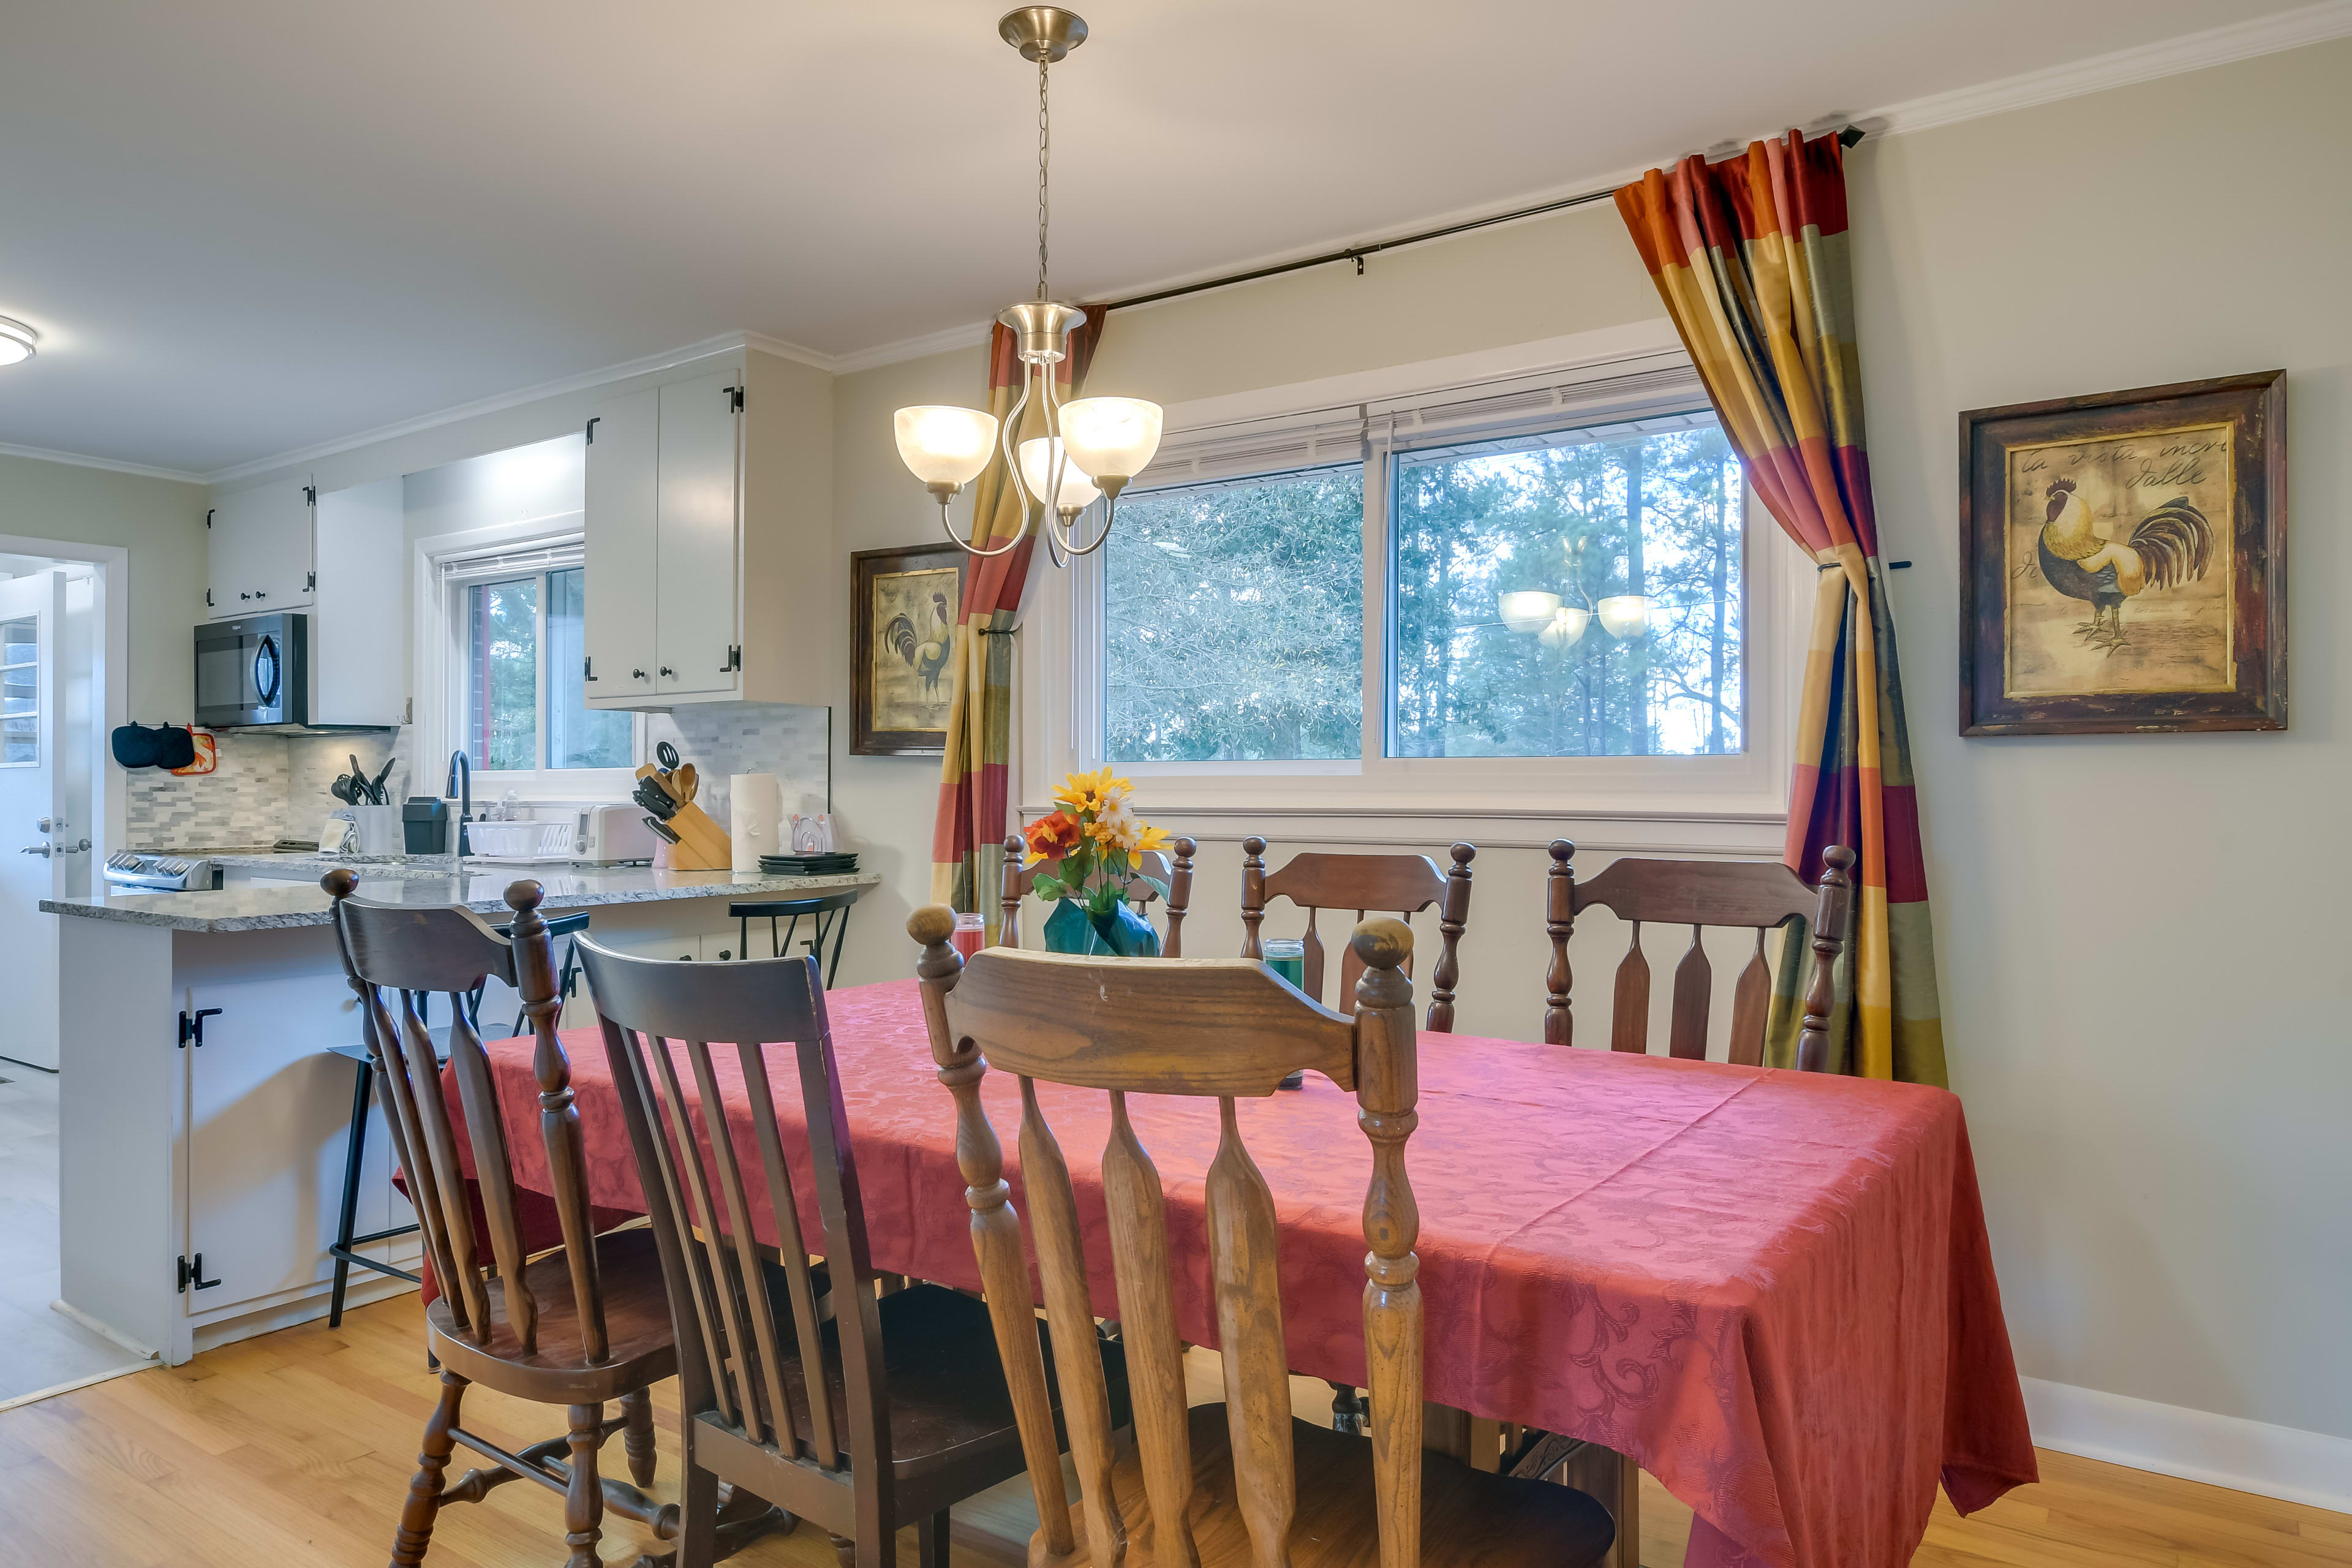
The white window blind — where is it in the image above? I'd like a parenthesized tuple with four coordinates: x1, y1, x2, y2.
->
(434, 534, 585, 583)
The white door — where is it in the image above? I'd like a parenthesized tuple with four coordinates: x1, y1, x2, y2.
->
(654, 371, 741, 698)
(583, 391, 659, 703)
(0, 571, 70, 1069)
(206, 477, 314, 616)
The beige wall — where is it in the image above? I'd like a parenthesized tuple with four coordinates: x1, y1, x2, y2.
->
(826, 37, 2352, 1453)
(0, 454, 206, 722)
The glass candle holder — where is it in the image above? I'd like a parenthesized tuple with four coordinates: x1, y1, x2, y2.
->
(1260, 938, 1308, 1089)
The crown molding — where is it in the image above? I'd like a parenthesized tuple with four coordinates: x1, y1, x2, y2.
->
(1858, 0, 2352, 137)
(0, 440, 205, 485)
(824, 318, 995, 376)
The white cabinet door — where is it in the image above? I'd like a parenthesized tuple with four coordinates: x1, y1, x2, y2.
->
(183, 965, 369, 1316)
(584, 391, 659, 704)
(654, 371, 741, 698)
(312, 478, 405, 725)
(206, 477, 314, 617)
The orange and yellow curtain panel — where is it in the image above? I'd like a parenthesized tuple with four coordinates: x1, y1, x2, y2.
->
(1615, 130, 1945, 1086)
(929, 312, 1103, 932)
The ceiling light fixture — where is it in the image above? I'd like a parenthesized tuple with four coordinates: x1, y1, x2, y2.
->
(0, 317, 39, 366)
(891, 7, 1163, 566)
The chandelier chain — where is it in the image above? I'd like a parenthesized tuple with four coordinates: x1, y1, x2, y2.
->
(1036, 55, 1050, 300)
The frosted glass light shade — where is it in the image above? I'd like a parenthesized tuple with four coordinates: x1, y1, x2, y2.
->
(1497, 590, 1562, 634)
(1539, 605, 1591, 647)
(894, 405, 1000, 487)
(1058, 397, 1163, 480)
(0, 317, 37, 366)
(1019, 437, 1104, 512)
(1597, 594, 1651, 639)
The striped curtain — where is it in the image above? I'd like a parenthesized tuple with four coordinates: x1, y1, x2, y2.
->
(929, 311, 1104, 932)
(1615, 132, 1945, 1086)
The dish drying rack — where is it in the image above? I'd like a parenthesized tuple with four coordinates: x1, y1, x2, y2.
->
(464, 818, 579, 864)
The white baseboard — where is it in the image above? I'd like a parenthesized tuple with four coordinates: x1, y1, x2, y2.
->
(2022, 1376, 2352, 1515)
(49, 1297, 160, 1362)
(0, 1359, 156, 1415)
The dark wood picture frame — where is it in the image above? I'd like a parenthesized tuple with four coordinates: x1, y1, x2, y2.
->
(850, 541, 970, 756)
(1959, 369, 2285, 736)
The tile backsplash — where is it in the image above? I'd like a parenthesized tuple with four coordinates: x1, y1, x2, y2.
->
(644, 705, 831, 831)
(124, 730, 298, 850)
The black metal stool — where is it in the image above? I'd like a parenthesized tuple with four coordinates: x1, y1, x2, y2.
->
(325, 910, 590, 1327)
(728, 889, 862, 986)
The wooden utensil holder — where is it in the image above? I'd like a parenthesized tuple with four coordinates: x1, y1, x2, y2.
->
(663, 801, 733, 870)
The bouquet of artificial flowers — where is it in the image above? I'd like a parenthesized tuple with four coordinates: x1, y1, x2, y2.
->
(1020, 769, 1170, 956)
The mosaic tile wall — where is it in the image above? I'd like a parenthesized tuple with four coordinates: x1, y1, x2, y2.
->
(644, 704, 832, 831)
(123, 731, 296, 851)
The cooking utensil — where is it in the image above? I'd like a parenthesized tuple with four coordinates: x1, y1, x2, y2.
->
(347, 754, 373, 804)
(632, 777, 681, 820)
(643, 814, 681, 845)
(655, 741, 680, 772)
(331, 774, 359, 805)
(673, 763, 698, 803)
(368, 755, 396, 803)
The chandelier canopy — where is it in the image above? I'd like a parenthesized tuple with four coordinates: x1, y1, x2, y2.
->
(891, 8, 1163, 566)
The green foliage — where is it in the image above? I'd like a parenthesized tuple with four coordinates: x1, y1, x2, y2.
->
(469, 577, 538, 771)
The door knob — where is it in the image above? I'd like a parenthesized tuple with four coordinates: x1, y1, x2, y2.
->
(631, 668, 647, 680)
(20, 844, 51, 858)
(59, 838, 90, 854)
(36, 817, 52, 832)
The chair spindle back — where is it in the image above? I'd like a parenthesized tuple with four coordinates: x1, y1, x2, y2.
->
(1543, 841, 1855, 1069)
(910, 904, 1425, 1568)
(571, 939, 870, 1486)
(324, 870, 592, 1360)
(1241, 836, 1475, 1030)
(999, 832, 1196, 956)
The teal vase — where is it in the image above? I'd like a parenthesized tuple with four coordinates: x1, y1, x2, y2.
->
(1091, 900, 1162, 957)
(1042, 897, 1109, 955)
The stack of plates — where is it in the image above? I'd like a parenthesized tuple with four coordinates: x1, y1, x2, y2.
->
(760, 852, 859, 875)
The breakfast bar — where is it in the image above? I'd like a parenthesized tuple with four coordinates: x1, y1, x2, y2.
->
(41, 862, 880, 1365)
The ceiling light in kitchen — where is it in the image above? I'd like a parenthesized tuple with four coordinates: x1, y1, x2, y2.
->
(0, 317, 38, 366)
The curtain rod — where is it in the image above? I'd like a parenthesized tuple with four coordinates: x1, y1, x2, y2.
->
(1099, 124, 1866, 315)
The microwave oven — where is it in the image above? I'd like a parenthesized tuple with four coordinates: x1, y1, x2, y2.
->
(195, 612, 309, 728)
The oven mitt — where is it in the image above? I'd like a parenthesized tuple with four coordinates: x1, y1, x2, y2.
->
(111, 722, 197, 770)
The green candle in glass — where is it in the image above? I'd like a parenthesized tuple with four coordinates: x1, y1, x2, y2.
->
(1260, 939, 1308, 1088)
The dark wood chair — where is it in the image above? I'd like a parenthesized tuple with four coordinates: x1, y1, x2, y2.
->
(908, 904, 1615, 1568)
(323, 870, 700, 1568)
(1241, 837, 1476, 1031)
(998, 831, 1196, 954)
(1543, 840, 1856, 1070)
(571, 935, 1130, 1568)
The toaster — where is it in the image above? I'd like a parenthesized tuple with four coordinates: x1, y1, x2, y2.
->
(575, 802, 660, 865)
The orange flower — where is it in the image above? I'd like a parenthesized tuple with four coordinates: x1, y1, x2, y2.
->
(1023, 811, 1084, 865)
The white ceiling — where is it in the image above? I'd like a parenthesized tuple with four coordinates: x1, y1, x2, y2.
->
(0, 0, 2325, 478)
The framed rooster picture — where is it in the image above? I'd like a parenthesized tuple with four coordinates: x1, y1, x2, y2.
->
(850, 542, 969, 755)
(1959, 370, 2285, 735)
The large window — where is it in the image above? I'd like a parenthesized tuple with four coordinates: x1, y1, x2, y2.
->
(1390, 421, 1743, 758)
(1104, 464, 1363, 762)
(443, 546, 631, 780)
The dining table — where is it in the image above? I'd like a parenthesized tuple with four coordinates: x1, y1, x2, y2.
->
(440, 976, 2037, 1568)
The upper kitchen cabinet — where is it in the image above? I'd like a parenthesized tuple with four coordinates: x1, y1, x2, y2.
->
(310, 478, 405, 726)
(582, 347, 832, 708)
(206, 475, 315, 616)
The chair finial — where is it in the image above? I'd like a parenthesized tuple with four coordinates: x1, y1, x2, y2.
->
(321, 867, 358, 899)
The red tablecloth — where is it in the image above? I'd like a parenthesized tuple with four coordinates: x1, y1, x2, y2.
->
(444, 978, 2034, 1568)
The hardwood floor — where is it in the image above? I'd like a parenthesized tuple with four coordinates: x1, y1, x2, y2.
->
(1, 1292, 2344, 1567)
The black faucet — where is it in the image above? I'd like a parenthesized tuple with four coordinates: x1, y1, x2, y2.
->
(445, 750, 470, 858)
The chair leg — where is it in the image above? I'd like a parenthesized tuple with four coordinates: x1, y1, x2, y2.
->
(826, 1534, 856, 1568)
(675, 1423, 720, 1568)
(565, 1401, 606, 1568)
(916, 1510, 950, 1568)
(619, 1385, 658, 1487)
(390, 1370, 467, 1567)
(329, 1057, 372, 1330)
(1331, 1381, 1366, 1434)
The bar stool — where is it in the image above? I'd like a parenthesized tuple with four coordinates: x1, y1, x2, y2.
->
(323, 908, 590, 1327)
(727, 889, 862, 986)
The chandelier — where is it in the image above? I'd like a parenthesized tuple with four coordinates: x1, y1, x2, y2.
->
(891, 7, 1163, 565)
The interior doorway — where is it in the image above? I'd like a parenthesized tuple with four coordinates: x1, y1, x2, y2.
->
(0, 539, 144, 1406)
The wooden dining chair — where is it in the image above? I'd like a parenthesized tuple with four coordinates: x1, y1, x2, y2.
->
(323, 870, 698, 1568)
(908, 905, 1616, 1568)
(1241, 837, 1476, 1031)
(1543, 840, 1857, 1069)
(571, 935, 1131, 1568)
(998, 831, 1196, 954)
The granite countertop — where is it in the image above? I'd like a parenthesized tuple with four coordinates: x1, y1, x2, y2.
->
(45, 862, 881, 934)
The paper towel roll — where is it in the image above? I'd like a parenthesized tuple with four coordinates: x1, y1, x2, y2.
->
(730, 773, 783, 875)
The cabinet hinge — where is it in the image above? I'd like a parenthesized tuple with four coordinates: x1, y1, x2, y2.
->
(586, 415, 600, 445)
(726, 385, 744, 413)
(205, 508, 214, 529)
(178, 1007, 222, 1048)
(584, 655, 598, 683)
(722, 644, 742, 674)
(176, 1253, 221, 1293)
(306, 570, 315, 592)
(303, 485, 317, 506)
(205, 589, 213, 608)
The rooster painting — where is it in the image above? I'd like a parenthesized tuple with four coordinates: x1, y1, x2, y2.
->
(2034, 477, 2214, 655)
(883, 588, 954, 699)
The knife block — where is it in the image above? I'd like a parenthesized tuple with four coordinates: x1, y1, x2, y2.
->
(663, 801, 733, 871)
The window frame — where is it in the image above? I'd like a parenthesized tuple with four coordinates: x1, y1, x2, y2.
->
(413, 514, 642, 799)
(1022, 328, 1801, 827)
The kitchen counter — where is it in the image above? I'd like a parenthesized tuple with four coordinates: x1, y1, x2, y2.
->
(45, 862, 880, 934)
